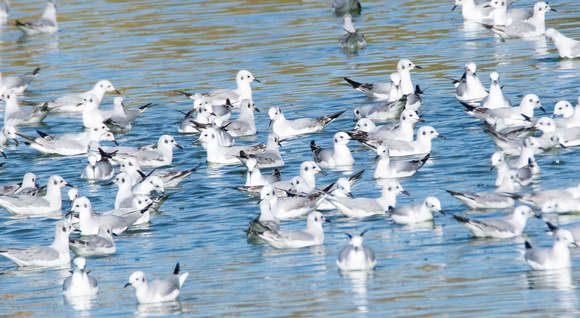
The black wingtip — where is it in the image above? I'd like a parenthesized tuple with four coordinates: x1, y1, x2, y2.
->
(32, 67, 41, 75)
(174, 263, 181, 275)
(452, 214, 469, 223)
(524, 241, 533, 250)
(343, 77, 362, 89)
(546, 221, 558, 232)
(36, 130, 49, 138)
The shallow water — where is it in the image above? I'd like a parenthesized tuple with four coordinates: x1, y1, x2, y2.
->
(0, 0, 580, 316)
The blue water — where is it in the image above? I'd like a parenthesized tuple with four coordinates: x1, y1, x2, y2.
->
(0, 0, 579, 316)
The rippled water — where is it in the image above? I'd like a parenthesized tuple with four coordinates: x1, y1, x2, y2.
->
(0, 0, 579, 316)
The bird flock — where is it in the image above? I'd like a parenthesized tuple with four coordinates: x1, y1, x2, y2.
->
(0, 0, 578, 310)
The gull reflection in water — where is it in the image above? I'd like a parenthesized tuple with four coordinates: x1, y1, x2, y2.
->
(526, 268, 578, 313)
(339, 269, 375, 313)
(136, 300, 183, 317)
(64, 295, 99, 314)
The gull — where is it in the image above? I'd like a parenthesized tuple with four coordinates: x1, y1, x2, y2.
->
(326, 181, 408, 218)
(238, 133, 284, 168)
(223, 99, 258, 137)
(352, 118, 398, 134)
(268, 106, 345, 139)
(63, 257, 99, 298)
(557, 125, 580, 147)
(132, 175, 165, 197)
(178, 102, 216, 134)
(353, 95, 409, 122)
(311, 132, 354, 168)
(347, 72, 401, 105)
(112, 173, 146, 209)
(269, 161, 326, 193)
(447, 205, 536, 238)
(111, 172, 162, 217)
(0, 67, 41, 95)
(446, 170, 519, 209)
(546, 222, 580, 245)
(81, 94, 106, 128)
(317, 177, 353, 211)
(491, 151, 534, 187)
(195, 127, 259, 165)
(174, 93, 233, 121)
(374, 145, 430, 179)
(72, 197, 146, 235)
(249, 211, 330, 249)
(347, 108, 424, 142)
(489, 2, 555, 39)
(69, 225, 117, 257)
(505, 137, 540, 175)
(242, 158, 281, 187)
(103, 135, 182, 167)
(119, 157, 199, 187)
(480, 72, 512, 109)
(0, 125, 18, 146)
(245, 194, 281, 241)
(0, 172, 40, 196)
(103, 97, 151, 132)
(259, 185, 321, 220)
(103, 196, 154, 225)
(463, 94, 543, 126)
(486, 0, 533, 26)
(552, 100, 580, 129)
(2, 90, 49, 126)
(125, 263, 189, 304)
(336, 231, 377, 271)
(0, 175, 71, 215)
(344, 59, 422, 100)
(389, 196, 442, 224)
(15, 0, 58, 35)
(524, 227, 575, 270)
(183, 70, 259, 107)
(486, 117, 558, 156)
(541, 198, 580, 214)
(545, 28, 580, 59)
(332, 0, 361, 16)
(512, 183, 580, 209)
(81, 148, 115, 181)
(33, 123, 111, 143)
(451, 0, 493, 23)
(20, 129, 117, 156)
(47, 80, 120, 112)
(339, 14, 366, 52)
(453, 61, 489, 103)
(362, 126, 445, 157)
(0, 220, 74, 267)
(209, 117, 234, 147)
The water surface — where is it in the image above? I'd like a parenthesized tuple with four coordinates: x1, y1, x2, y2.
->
(0, 0, 580, 316)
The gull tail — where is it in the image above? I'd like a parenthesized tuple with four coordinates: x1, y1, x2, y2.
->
(343, 77, 363, 89)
